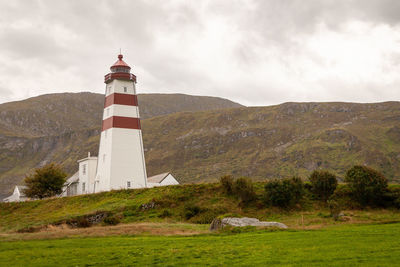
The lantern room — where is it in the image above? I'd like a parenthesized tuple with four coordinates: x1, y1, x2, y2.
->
(104, 54, 136, 84)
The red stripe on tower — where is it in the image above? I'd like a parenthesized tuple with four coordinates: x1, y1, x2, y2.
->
(102, 116, 141, 131)
(104, 93, 138, 108)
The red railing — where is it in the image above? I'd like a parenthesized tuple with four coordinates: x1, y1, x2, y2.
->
(104, 72, 137, 83)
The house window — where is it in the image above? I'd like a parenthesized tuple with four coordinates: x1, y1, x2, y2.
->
(127, 181, 131, 188)
(82, 182, 86, 192)
(124, 87, 127, 92)
(82, 164, 86, 175)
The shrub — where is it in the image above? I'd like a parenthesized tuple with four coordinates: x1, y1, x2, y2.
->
(327, 199, 342, 221)
(264, 177, 304, 208)
(233, 177, 257, 204)
(309, 170, 338, 201)
(183, 203, 201, 220)
(75, 217, 92, 228)
(103, 215, 121, 225)
(24, 163, 67, 199)
(158, 209, 172, 218)
(344, 165, 388, 206)
(220, 175, 234, 194)
(190, 210, 218, 224)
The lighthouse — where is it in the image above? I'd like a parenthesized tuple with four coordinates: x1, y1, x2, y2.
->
(95, 54, 147, 192)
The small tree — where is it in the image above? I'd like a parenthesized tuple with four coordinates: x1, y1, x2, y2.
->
(24, 163, 67, 199)
(220, 175, 234, 194)
(344, 165, 388, 206)
(309, 170, 338, 202)
(264, 177, 304, 208)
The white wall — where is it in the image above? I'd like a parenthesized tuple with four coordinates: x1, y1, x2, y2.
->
(160, 174, 180, 186)
(96, 77, 147, 192)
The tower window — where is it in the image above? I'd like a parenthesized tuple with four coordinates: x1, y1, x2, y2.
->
(127, 181, 131, 188)
(124, 87, 127, 92)
(82, 164, 86, 175)
(106, 108, 110, 116)
(103, 154, 106, 162)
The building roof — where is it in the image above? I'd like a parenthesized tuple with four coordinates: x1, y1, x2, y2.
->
(16, 186, 27, 197)
(65, 171, 79, 185)
(16, 185, 27, 191)
(147, 172, 170, 184)
(111, 54, 131, 69)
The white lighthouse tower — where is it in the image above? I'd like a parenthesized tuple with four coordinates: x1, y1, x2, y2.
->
(95, 54, 147, 192)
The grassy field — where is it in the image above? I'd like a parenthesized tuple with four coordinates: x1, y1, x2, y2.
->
(0, 223, 399, 266)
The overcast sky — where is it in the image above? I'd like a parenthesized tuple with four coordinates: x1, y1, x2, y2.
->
(1, 0, 400, 106)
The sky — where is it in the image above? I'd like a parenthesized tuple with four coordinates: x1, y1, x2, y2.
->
(1, 0, 400, 106)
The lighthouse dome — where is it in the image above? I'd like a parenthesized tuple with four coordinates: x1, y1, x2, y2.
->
(110, 54, 131, 73)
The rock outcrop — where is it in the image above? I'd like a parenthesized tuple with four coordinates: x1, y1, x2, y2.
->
(210, 217, 288, 231)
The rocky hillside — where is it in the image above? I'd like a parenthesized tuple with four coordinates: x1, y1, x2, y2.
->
(0, 92, 242, 138)
(1, 93, 400, 199)
(0, 92, 242, 198)
(143, 102, 400, 184)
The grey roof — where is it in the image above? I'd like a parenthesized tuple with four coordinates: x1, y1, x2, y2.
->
(65, 171, 79, 185)
(147, 172, 170, 183)
(16, 185, 27, 197)
(16, 185, 27, 190)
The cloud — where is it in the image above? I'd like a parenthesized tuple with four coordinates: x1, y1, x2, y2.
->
(0, 0, 400, 106)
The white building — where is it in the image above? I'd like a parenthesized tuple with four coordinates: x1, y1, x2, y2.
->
(147, 172, 180, 188)
(3, 185, 28, 202)
(62, 54, 179, 197)
(62, 153, 98, 196)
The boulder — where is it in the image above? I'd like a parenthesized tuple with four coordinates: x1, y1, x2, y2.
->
(210, 217, 288, 231)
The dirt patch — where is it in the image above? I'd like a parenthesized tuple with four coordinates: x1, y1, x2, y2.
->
(1, 223, 208, 241)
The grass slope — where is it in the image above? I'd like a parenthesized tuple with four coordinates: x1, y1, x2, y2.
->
(1, 223, 399, 266)
(1, 183, 400, 233)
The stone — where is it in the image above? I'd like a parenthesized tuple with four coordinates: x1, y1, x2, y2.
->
(210, 217, 288, 231)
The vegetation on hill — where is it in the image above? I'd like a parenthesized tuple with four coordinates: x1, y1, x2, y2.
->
(1, 177, 400, 233)
(24, 163, 67, 199)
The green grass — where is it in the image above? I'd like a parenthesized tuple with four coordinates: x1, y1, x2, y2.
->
(1, 183, 400, 233)
(0, 223, 399, 266)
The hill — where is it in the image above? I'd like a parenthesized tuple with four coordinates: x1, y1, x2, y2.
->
(0, 92, 242, 198)
(143, 101, 400, 184)
(1, 93, 400, 199)
(0, 92, 242, 137)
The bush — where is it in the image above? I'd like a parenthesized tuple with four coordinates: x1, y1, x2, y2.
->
(264, 177, 304, 208)
(183, 203, 201, 220)
(220, 175, 234, 194)
(327, 199, 342, 221)
(75, 217, 92, 228)
(309, 170, 338, 201)
(24, 163, 67, 199)
(103, 215, 121, 225)
(344, 165, 388, 206)
(233, 177, 257, 204)
(158, 209, 172, 218)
